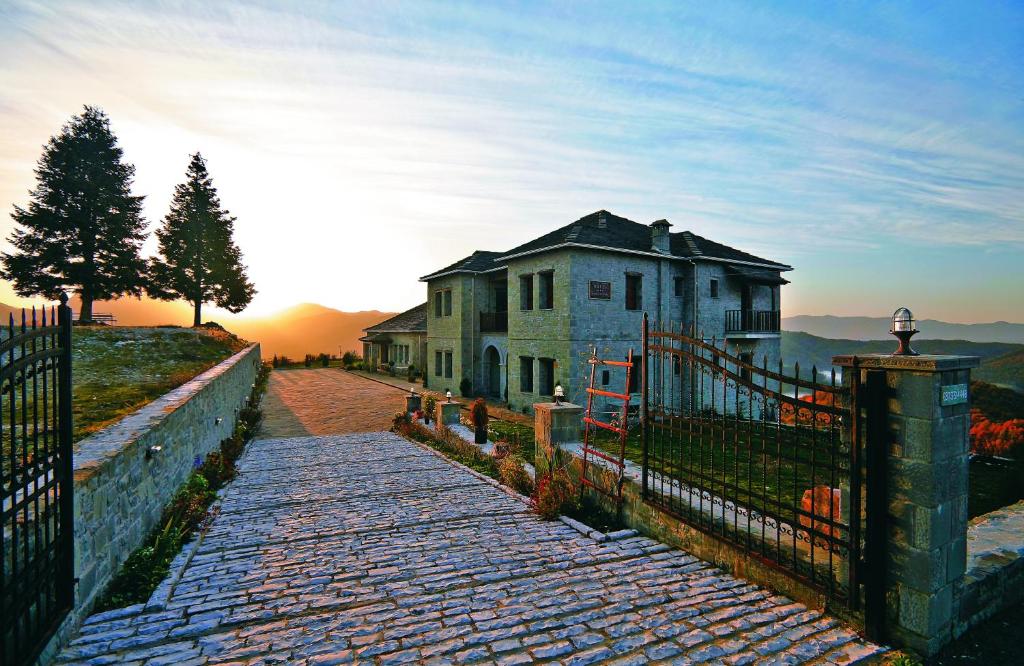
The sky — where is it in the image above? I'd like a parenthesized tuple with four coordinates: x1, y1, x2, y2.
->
(0, 1, 1022, 322)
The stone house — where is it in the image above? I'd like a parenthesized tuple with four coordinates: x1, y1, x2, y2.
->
(419, 210, 791, 414)
(360, 303, 427, 375)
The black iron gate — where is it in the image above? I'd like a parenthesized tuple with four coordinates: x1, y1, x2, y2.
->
(1, 295, 74, 666)
(641, 315, 882, 625)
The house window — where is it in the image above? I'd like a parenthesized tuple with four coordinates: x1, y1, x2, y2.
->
(444, 351, 453, 378)
(520, 275, 534, 310)
(539, 271, 554, 309)
(601, 370, 610, 386)
(710, 278, 719, 299)
(538, 358, 555, 396)
(520, 356, 534, 392)
(435, 350, 442, 376)
(625, 274, 642, 311)
(434, 291, 443, 317)
(674, 276, 685, 297)
(443, 289, 452, 316)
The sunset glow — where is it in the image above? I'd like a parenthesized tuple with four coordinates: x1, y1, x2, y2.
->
(1, 1, 1022, 321)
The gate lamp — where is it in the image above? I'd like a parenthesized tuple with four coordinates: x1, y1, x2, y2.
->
(890, 307, 919, 356)
(554, 384, 564, 405)
(446, 390, 452, 403)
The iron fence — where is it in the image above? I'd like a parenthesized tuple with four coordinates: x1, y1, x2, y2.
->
(1, 295, 74, 666)
(641, 316, 861, 607)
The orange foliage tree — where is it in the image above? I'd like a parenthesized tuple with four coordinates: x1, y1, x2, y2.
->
(780, 391, 836, 427)
(970, 409, 1024, 457)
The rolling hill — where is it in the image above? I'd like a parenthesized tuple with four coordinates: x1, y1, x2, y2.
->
(1, 296, 396, 359)
(783, 315, 1024, 344)
(974, 349, 1024, 393)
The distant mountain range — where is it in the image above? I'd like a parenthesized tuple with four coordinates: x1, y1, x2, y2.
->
(781, 331, 1024, 392)
(783, 315, 1024, 344)
(0, 297, 396, 359)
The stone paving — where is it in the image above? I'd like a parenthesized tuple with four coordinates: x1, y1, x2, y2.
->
(259, 369, 408, 437)
(58, 431, 885, 665)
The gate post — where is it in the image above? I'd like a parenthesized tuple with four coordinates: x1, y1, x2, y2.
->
(834, 353, 979, 657)
(57, 292, 75, 610)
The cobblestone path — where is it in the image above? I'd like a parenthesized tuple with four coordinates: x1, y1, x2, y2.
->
(59, 432, 884, 665)
(259, 369, 408, 437)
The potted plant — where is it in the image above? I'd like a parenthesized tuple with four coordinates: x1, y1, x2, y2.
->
(471, 398, 488, 445)
(424, 395, 436, 425)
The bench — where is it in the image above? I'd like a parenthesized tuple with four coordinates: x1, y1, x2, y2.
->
(74, 312, 117, 325)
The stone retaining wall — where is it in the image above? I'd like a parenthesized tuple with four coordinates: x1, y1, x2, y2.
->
(956, 500, 1024, 636)
(40, 343, 262, 664)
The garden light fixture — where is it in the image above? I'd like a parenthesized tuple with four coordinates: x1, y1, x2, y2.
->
(554, 384, 564, 405)
(446, 390, 452, 402)
(890, 307, 919, 356)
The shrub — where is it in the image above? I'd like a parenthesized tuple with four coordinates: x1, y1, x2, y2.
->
(278, 355, 291, 367)
(533, 470, 576, 520)
(470, 398, 489, 430)
(391, 410, 412, 435)
(319, 353, 330, 367)
(424, 395, 436, 424)
(272, 354, 279, 368)
(460, 377, 472, 397)
(407, 364, 417, 381)
(499, 456, 534, 496)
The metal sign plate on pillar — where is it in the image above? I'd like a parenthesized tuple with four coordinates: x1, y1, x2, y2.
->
(941, 383, 968, 406)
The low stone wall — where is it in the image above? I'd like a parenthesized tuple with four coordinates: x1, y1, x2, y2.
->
(956, 500, 1024, 636)
(534, 440, 845, 627)
(40, 343, 262, 664)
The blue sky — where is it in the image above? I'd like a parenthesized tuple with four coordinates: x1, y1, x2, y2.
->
(0, 1, 1021, 321)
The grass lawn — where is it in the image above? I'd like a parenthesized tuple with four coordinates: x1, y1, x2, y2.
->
(589, 415, 847, 531)
(72, 326, 248, 445)
(486, 418, 536, 463)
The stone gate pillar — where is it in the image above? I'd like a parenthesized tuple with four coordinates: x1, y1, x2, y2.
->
(533, 401, 583, 477)
(834, 353, 979, 657)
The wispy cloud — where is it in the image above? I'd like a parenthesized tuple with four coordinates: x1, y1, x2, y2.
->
(0, 0, 1021, 320)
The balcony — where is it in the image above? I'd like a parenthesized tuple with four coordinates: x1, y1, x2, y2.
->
(725, 310, 781, 335)
(480, 311, 508, 333)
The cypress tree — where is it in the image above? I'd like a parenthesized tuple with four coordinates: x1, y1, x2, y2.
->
(148, 153, 255, 326)
(1, 106, 148, 320)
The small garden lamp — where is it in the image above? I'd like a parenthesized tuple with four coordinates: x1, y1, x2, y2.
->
(446, 390, 452, 403)
(890, 307, 919, 356)
(409, 386, 417, 396)
(554, 384, 564, 405)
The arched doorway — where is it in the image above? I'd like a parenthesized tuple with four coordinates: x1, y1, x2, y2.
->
(484, 345, 502, 399)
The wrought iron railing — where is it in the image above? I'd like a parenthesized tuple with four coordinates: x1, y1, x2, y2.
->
(1, 295, 74, 666)
(641, 317, 862, 608)
(479, 311, 508, 333)
(725, 309, 780, 333)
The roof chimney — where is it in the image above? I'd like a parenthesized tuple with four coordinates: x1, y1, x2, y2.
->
(650, 219, 672, 254)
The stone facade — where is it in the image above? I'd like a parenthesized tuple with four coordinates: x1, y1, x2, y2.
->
(422, 212, 788, 415)
(40, 344, 262, 664)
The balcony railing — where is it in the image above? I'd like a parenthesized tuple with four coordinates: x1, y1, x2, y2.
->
(480, 311, 508, 333)
(725, 309, 781, 334)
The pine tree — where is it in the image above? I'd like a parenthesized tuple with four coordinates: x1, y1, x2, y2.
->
(148, 153, 255, 326)
(1, 106, 148, 320)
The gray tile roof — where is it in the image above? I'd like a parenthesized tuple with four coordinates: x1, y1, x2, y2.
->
(363, 303, 427, 333)
(418, 251, 506, 281)
(420, 210, 790, 281)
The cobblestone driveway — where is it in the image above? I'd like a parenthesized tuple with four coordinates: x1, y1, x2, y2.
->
(59, 432, 883, 665)
(259, 369, 408, 437)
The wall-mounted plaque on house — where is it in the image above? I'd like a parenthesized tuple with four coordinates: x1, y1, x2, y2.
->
(589, 280, 612, 300)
